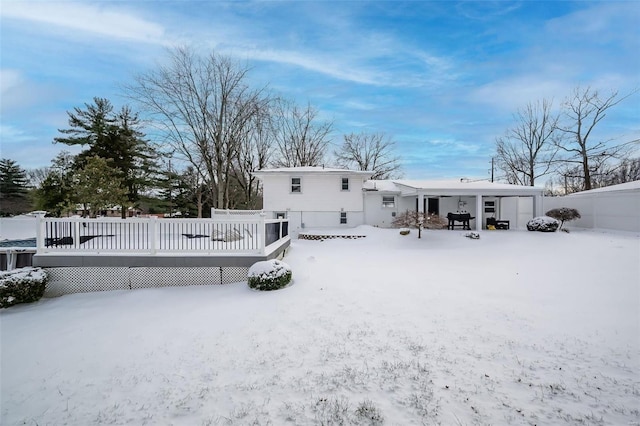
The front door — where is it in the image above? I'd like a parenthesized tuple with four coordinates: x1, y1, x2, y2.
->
(428, 198, 439, 215)
(416, 198, 440, 215)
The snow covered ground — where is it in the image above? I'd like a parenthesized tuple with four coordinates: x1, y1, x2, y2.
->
(1, 226, 639, 425)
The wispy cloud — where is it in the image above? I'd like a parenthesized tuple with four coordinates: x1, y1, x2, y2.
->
(0, 1, 166, 44)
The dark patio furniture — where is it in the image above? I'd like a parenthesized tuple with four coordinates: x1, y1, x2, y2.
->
(486, 217, 510, 230)
(447, 213, 474, 230)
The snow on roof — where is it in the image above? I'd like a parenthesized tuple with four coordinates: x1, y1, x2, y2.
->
(364, 179, 543, 195)
(253, 166, 373, 176)
(362, 180, 401, 192)
(567, 180, 640, 196)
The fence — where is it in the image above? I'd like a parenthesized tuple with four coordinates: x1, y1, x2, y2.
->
(37, 216, 289, 255)
(543, 186, 640, 232)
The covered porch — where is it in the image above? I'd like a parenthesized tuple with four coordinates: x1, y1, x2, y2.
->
(392, 180, 545, 231)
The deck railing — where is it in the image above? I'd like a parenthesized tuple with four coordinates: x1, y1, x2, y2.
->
(36, 216, 289, 256)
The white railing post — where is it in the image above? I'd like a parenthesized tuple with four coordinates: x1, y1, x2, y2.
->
(259, 212, 266, 255)
(36, 217, 45, 253)
(74, 220, 81, 249)
(149, 216, 157, 255)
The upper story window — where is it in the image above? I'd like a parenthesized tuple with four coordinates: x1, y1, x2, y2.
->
(291, 177, 301, 193)
(382, 196, 395, 208)
(341, 177, 349, 191)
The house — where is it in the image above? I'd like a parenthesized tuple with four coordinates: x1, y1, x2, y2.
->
(255, 167, 545, 234)
(252, 167, 374, 235)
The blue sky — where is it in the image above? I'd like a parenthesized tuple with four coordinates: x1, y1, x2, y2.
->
(1, 1, 639, 180)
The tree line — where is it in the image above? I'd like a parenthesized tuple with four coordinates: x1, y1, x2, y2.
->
(1, 47, 402, 217)
(494, 86, 639, 193)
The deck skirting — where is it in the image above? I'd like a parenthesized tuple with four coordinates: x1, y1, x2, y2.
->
(43, 266, 250, 297)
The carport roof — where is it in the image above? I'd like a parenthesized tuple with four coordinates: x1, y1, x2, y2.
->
(364, 179, 544, 197)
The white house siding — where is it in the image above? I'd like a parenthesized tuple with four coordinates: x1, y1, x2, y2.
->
(543, 187, 640, 232)
(262, 174, 367, 213)
(364, 193, 399, 228)
(256, 168, 372, 236)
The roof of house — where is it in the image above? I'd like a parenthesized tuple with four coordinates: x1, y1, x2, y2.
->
(253, 166, 374, 177)
(364, 179, 544, 196)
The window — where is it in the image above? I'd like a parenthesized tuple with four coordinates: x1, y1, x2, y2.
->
(275, 212, 286, 219)
(382, 196, 395, 208)
(291, 177, 301, 193)
(340, 212, 347, 224)
(484, 200, 496, 214)
(341, 177, 349, 191)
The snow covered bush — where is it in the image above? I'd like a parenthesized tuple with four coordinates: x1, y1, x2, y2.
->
(399, 228, 410, 235)
(0, 267, 48, 308)
(248, 259, 292, 291)
(545, 207, 581, 231)
(527, 216, 560, 232)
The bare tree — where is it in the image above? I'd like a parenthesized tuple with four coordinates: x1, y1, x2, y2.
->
(126, 46, 266, 210)
(271, 99, 332, 167)
(555, 86, 638, 191)
(230, 99, 273, 209)
(334, 131, 402, 179)
(495, 99, 559, 186)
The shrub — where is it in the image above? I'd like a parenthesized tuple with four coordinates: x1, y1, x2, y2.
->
(355, 399, 385, 425)
(392, 210, 447, 229)
(0, 267, 48, 308)
(248, 259, 292, 291)
(545, 207, 581, 230)
(527, 216, 560, 232)
(399, 228, 410, 235)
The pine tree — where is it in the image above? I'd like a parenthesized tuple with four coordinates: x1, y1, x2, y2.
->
(0, 159, 28, 197)
(55, 97, 159, 218)
(0, 158, 30, 215)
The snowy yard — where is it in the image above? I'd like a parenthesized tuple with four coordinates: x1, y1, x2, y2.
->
(1, 227, 639, 425)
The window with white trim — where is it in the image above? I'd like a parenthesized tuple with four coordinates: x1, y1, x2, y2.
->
(291, 177, 301, 193)
(340, 212, 347, 224)
(382, 196, 395, 208)
(341, 177, 349, 191)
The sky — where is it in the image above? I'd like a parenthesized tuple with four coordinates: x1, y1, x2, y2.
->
(1, 0, 639, 180)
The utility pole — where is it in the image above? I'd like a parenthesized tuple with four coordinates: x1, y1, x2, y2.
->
(490, 157, 495, 182)
(168, 158, 173, 218)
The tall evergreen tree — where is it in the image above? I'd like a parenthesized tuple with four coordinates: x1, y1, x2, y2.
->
(0, 158, 30, 215)
(54, 97, 158, 218)
(0, 159, 28, 197)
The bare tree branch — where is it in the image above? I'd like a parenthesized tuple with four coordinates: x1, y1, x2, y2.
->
(334, 131, 402, 179)
(494, 99, 560, 186)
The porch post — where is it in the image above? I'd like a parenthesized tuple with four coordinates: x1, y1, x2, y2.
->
(475, 194, 483, 231)
(418, 193, 424, 214)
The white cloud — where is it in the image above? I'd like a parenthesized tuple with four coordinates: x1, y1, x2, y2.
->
(0, 69, 23, 94)
(0, 1, 166, 44)
(238, 47, 385, 86)
(468, 76, 570, 112)
(0, 124, 35, 143)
